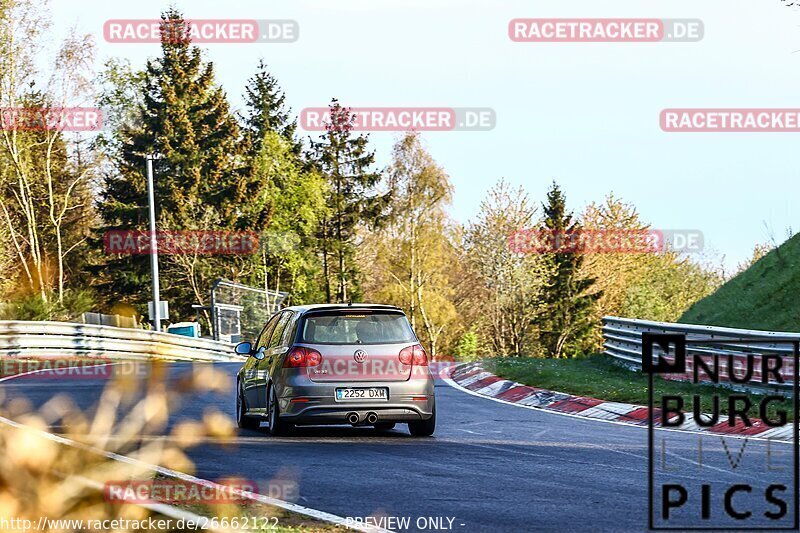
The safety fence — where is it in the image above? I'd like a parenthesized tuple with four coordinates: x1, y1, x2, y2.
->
(602, 316, 798, 390)
(0, 320, 239, 362)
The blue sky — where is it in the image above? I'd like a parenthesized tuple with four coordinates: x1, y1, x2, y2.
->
(49, 0, 800, 269)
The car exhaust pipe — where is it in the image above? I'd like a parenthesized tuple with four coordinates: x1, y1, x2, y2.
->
(366, 412, 378, 425)
(347, 412, 360, 425)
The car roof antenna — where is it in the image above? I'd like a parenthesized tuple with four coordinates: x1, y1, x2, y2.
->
(347, 299, 353, 306)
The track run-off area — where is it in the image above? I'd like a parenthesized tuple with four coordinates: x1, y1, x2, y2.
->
(1, 361, 793, 532)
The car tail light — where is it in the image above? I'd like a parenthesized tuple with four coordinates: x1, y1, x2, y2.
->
(412, 344, 429, 366)
(283, 347, 323, 368)
(399, 346, 413, 365)
(399, 344, 428, 366)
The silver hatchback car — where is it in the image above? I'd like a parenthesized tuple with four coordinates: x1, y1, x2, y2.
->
(235, 304, 436, 436)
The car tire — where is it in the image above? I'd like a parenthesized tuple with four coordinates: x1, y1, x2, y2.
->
(374, 422, 396, 431)
(408, 405, 436, 437)
(267, 384, 292, 436)
(236, 383, 260, 430)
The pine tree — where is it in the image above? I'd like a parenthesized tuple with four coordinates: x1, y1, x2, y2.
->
(242, 59, 300, 155)
(539, 181, 600, 358)
(98, 9, 247, 320)
(239, 64, 326, 304)
(310, 99, 387, 303)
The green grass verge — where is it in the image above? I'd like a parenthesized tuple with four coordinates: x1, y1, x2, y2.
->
(485, 354, 792, 420)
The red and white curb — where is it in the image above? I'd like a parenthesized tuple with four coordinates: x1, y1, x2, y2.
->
(445, 362, 794, 442)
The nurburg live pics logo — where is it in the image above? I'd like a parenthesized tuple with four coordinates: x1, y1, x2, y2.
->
(643, 333, 800, 530)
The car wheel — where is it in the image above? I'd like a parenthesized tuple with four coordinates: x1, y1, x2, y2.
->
(236, 383, 260, 430)
(408, 404, 436, 437)
(267, 384, 292, 436)
(374, 422, 396, 431)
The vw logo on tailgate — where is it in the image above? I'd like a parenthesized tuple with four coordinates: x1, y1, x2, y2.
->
(353, 349, 368, 363)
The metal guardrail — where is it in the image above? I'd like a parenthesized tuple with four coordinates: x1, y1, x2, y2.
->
(0, 320, 240, 362)
(602, 316, 799, 389)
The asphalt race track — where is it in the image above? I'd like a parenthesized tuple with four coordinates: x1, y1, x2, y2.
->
(3, 362, 796, 532)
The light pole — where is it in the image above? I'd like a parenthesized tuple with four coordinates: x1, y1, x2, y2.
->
(146, 155, 161, 331)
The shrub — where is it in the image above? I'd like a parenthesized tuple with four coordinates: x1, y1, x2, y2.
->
(0, 289, 96, 321)
(454, 330, 479, 361)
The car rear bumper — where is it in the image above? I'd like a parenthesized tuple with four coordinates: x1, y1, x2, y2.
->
(274, 371, 435, 425)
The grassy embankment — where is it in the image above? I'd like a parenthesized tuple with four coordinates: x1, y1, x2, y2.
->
(679, 232, 800, 331)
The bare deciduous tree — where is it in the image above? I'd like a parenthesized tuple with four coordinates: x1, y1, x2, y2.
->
(0, 0, 96, 304)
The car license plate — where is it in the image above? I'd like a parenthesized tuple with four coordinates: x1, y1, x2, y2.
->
(335, 387, 388, 401)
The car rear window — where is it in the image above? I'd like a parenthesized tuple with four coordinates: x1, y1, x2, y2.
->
(299, 311, 416, 345)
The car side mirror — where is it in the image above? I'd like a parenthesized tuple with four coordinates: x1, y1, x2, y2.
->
(235, 342, 252, 355)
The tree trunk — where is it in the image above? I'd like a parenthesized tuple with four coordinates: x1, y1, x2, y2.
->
(321, 220, 332, 303)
